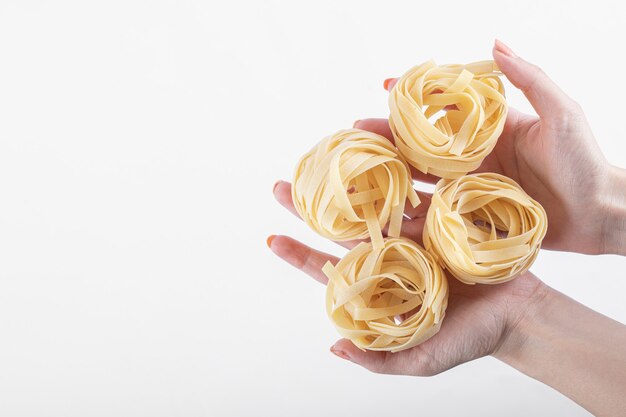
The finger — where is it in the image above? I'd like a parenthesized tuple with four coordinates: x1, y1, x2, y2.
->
(267, 235, 337, 285)
(279, 179, 428, 243)
(385, 80, 458, 110)
(330, 339, 420, 375)
(492, 39, 580, 123)
(400, 217, 426, 244)
(380, 216, 426, 245)
(353, 118, 394, 143)
(274, 181, 432, 242)
(353, 119, 440, 185)
(273, 180, 362, 250)
(500, 107, 526, 142)
(273, 180, 299, 217)
(383, 78, 398, 91)
(474, 108, 528, 174)
(404, 192, 431, 220)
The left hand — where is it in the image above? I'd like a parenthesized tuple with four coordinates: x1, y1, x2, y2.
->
(269, 185, 548, 374)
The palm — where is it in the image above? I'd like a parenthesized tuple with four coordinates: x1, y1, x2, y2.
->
(475, 108, 608, 253)
(384, 270, 543, 376)
(268, 228, 546, 376)
(354, 209, 545, 376)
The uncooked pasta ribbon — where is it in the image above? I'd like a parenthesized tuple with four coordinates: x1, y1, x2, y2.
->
(423, 173, 547, 284)
(389, 60, 508, 179)
(292, 129, 419, 250)
(322, 237, 449, 352)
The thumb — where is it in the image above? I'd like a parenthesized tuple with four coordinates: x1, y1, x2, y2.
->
(493, 39, 579, 122)
(329, 339, 411, 375)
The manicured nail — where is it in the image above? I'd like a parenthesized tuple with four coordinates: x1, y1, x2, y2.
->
(330, 345, 350, 361)
(383, 78, 394, 91)
(266, 235, 275, 248)
(494, 39, 517, 58)
(272, 180, 281, 194)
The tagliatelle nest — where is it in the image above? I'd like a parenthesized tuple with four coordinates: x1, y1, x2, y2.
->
(423, 173, 547, 285)
(322, 237, 449, 352)
(292, 129, 419, 250)
(389, 60, 508, 179)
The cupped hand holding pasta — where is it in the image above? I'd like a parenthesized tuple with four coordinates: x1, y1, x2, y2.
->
(389, 60, 507, 179)
(424, 173, 547, 284)
(322, 237, 449, 352)
(292, 129, 419, 250)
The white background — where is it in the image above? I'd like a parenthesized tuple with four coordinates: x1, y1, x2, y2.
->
(1, 1, 625, 416)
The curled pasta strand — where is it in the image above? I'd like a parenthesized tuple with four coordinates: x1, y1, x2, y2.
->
(292, 129, 419, 250)
(389, 60, 508, 179)
(423, 173, 547, 285)
(322, 237, 449, 352)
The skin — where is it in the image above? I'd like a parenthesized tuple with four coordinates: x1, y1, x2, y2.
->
(268, 40, 626, 416)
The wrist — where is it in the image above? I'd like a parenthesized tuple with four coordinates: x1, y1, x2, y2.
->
(492, 281, 626, 416)
(600, 165, 626, 255)
(491, 277, 552, 367)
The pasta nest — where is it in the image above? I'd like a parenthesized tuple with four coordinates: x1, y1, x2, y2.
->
(423, 173, 547, 284)
(292, 129, 419, 250)
(389, 60, 508, 179)
(322, 237, 449, 352)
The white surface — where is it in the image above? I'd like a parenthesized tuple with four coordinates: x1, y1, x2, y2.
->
(0, 1, 624, 416)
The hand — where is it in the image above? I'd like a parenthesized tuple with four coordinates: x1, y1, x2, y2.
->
(269, 41, 626, 410)
(271, 173, 548, 375)
(374, 40, 626, 255)
(268, 198, 626, 417)
(267, 233, 548, 375)
(268, 41, 575, 374)
(267, 235, 626, 416)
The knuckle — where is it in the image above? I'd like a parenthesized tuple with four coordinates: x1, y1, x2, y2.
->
(521, 65, 544, 95)
(411, 361, 438, 377)
(568, 99, 584, 114)
(549, 100, 585, 129)
(528, 63, 543, 77)
(533, 64, 545, 77)
(297, 247, 312, 270)
(365, 362, 387, 375)
(367, 353, 400, 375)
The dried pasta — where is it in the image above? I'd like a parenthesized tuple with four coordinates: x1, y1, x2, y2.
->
(389, 60, 508, 179)
(423, 173, 547, 284)
(292, 129, 419, 250)
(322, 237, 449, 352)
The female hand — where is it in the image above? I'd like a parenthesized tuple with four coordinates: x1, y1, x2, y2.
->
(270, 182, 626, 415)
(268, 41, 576, 373)
(270, 184, 626, 415)
(267, 233, 626, 416)
(272, 168, 548, 374)
(369, 40, 626, 255)
(268, 232, 548, 375)
(269, 42, 626, 414)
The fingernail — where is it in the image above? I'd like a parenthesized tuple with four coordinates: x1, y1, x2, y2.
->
(353, 120, 361, 128)
(266, 235, 275, 248)
(330, 345, 350, 361)
(272, 180, 281, 194)
(494, 39, 517, 58)
(383, 78, 394, 91)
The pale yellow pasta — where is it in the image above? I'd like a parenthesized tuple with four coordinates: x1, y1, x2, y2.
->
(423, 173, 547, 285)
(292, 129, 419, 251)
(322, 237, 449, 352)
(389, 60, 508, 179)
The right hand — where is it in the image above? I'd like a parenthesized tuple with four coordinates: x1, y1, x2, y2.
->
(367, 40, 624, 255)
